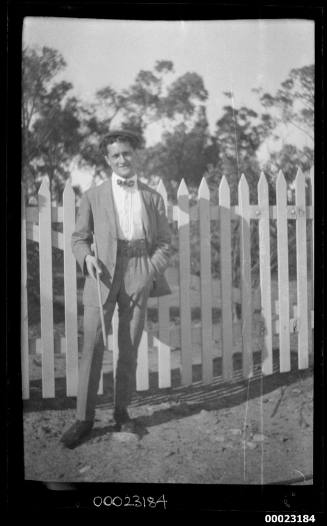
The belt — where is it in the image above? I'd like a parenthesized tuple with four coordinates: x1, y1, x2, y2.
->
(116, 238, 148, 258)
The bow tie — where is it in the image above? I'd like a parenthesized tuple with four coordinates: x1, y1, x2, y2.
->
(117, 178, 135, 188)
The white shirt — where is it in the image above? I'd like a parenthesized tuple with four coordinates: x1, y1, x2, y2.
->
(111, 172, 144, 241)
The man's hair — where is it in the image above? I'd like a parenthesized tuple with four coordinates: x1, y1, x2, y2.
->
(100, 133, 140, 155)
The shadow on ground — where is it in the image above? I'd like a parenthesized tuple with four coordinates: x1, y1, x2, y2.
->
(24, 350, 312, 431)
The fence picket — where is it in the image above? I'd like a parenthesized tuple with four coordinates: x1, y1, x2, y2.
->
(295, 168, 309, 369)
(157, 179, 171, 388)
(21, 185, 29, 399)
(38, 178, 55, 397)
(310, 167, 314, 294)
(198, 177, 213, 383)
(276, 171, 290, 372)
(258, 173, 273, 375)
(136, 311, 150, 391)
(63, 181, 79, 396)
(238, 175, 253, 378)
(111, 305, 119, 398)
(310, 168, 314, 356)
(219, 176, 233, 380)
(178, 179, 192, 385)
(23, 167, 314, 401)
(98, 366, 103, 396)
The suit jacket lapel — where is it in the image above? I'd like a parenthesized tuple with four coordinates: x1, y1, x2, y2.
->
(139, 182, 152, 243)
(102, 178, 117, 239)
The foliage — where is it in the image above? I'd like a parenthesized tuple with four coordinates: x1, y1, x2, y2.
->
(23, 47, 313, 312)
(81, 60, 213, 190)
(258, 65, 314, 141)
(22, 46, 83, 202)
(254, 64, 314, 183)
(139, 112, 217, 201)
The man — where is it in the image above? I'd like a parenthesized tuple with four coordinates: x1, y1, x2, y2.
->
(61, 129, 171, 449)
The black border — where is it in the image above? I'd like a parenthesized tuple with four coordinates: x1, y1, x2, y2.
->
(6, 0, 326, 517)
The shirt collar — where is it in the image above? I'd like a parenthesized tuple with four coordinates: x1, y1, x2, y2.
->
(112, 172, 138, 189)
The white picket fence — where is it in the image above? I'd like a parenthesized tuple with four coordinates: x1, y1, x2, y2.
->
(21, 168, 314, 399)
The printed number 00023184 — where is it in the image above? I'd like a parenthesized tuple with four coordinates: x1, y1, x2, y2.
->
(265, 516, 316, 523)
(93, 494, 167, 509)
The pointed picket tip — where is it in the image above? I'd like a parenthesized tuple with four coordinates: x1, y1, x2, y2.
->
(238, 173, 249, 200)
(177, 178, 189, 197)
(258, 171, 267, 184)
(38, 176, 50, 194)
(295, 166, 304, 178)
(238, 173, 249, 188)
(63, 179, 75, 206)
(63, 178, 74, 195)
(295, 166, 306, 199)
(219, 175, 230, 204)
(157, 178, 168, 198)
(295, 166, 305, 188)
(258, 171, 268, 192)
(219, 175, 229, 192)
(64, 178, 72, 189)
(276, 169, 286, 189)
(258, 172, 269, 206)
(198, 177, 210, 199)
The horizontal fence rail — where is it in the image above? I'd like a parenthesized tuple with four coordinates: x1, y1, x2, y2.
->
(21, 168, 314, 399)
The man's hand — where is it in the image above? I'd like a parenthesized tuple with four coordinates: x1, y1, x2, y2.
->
(85, 255, 102, 280)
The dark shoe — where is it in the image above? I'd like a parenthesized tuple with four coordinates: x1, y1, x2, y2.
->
(113, 407, 131, 425)
(119, 420, 139, 434)
(113, 407, 133, 431)
(60, 420, 93, 449)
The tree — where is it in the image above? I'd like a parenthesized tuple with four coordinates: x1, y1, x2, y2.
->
(255, 64, 314, 183)
(203, 99, 266, 288)
(85, 60, 213, 191)
(119, 61, 208, 130)
(253, 65, 314, 281)
(212, 100, 263, 202)
(139, 110, 216, 200)
(22, 46, 82, 201)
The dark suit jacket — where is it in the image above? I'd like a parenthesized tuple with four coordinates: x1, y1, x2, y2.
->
(72, 177, 172, 306)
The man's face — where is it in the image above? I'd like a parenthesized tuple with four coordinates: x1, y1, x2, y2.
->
(105, 140, 137, 179)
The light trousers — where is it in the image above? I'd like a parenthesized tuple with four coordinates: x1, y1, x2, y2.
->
(76, 252, 152, 421)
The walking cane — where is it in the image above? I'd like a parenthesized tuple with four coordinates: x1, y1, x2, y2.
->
(93, 234, 107, 348)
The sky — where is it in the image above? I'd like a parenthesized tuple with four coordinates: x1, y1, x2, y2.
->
(23, 18, 314, 189)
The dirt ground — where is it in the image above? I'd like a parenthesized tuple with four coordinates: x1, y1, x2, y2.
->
(24, 274, 313, 485)
(23, 356, 313, 485)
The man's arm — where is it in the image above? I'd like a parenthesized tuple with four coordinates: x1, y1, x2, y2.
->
(148, 193, 171, 277)
(71, 192, 94, 275)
